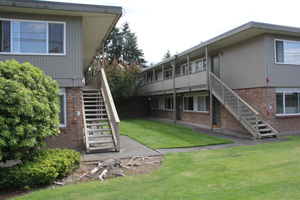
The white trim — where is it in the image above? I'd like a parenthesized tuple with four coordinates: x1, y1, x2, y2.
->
(164, 97, 173, 110)
(0, 18, 66, 56)
(59, 92, 67, 127)
(274, 39, 300, 65)
(276, 89, 300, 116)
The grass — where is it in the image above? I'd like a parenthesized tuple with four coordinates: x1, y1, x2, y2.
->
(119, 118, 232, 149)
(14, 136, 300, 200)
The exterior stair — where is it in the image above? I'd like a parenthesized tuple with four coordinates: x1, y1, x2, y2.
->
(209, 72, 278, 139)
(82, 86, 117, 153)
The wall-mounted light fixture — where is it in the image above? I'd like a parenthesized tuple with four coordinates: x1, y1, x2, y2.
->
(219, 52, 223, 56)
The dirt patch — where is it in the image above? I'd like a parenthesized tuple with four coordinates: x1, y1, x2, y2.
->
(0, 155, 164, 199)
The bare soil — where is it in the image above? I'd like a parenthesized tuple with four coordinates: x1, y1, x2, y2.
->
(0, 155, 164, 200)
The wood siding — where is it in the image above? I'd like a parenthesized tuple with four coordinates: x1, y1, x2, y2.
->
(215, 34, 267, 89)
(266, 34, 300, 87)
(0, 12, 83, 87)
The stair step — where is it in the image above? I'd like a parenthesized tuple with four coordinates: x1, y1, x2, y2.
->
(83, 97, 102, 99)
(258, 124, 267, 128)
(85, 113, 107, 116)
(87, 128, 111, 132)
(88, 135, 112, 138)
(258, 128, 272, 133)
(84, 100, 104, 103)
(83, 93, 101, 95)
(89, 147, 116, 151)
(89, 140, 114, 144)
(248, 120, 262, 124)
(82, 89, 101, 92)
(259, 133, 277, 137)
(86, 118, 108, 121)
(86, 123, 109, 126)
(84, 105, 104, 107)
(85, 109, 106, 112)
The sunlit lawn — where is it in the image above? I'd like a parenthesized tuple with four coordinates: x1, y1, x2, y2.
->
(119, 118, 232, 149)
(15, 136, 300, 200)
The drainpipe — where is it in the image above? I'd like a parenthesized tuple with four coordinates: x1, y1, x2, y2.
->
(171, 58, 176, 124)
(265, 34, 270, 115)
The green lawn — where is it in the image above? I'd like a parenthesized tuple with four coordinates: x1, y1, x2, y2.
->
(119, 118, 232, 149)
(15, 136, 300, 200)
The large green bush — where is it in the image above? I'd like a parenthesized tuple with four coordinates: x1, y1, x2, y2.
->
(0, 59, 61, 162)
(0, 148, 81, 189)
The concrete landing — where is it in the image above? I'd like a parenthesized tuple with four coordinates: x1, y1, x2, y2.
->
(82, 135, 162, 162)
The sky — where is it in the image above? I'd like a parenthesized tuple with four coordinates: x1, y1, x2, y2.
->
(47, 0, 299, 65)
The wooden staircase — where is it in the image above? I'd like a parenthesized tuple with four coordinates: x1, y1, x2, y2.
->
(209, 72, 278, 139)
(82, 86, 117, 153)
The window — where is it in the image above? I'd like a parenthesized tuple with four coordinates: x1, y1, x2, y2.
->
(197, 96, 209, 112)
(0, 19, 65, 55)
(151, 98, 159, 109)
(276, 91, 300, 115)
(59, 93, 67, 127)
(195, 58, 206, 72)
(164, 69, 172, 79)
(164, 98, 173, 110)
(275, 40, 300, 65)
(181, 63, 192, 75)
(184, 96, 194, 111)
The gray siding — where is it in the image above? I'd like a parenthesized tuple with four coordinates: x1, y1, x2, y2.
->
(266, 34, 300, 87)
(0, 13, 83, 87)
(216, 34, 267, 89)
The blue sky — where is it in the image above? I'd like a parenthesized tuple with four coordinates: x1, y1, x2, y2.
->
(46, 0, 299, 65)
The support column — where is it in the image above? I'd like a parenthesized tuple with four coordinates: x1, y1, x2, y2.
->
(146, 71, 148, 84)
(172, 60, 176, 124)
(162, 65, 165, 94)
(102, 44, 105, 68)
(187, 54, 190, 92)
(153, 68, 155, 82)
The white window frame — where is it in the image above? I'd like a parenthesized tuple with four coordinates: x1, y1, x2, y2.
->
(195, 58, 207, 72)
(276, 88, 300, 116)
(196, 95, 209, 113)
(0, 18, 66, 56)
(59, 92, 67, 127)
(164, 97, 173, 110)
(275, 39, 300, 65)
(183, 94, 209, 113)
(181, 62, 192, 75)
(164, 69, 173, 79)
(183, 96, 194, 111)
(151, 98, 160, 109)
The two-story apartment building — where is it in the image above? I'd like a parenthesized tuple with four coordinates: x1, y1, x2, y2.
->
(0, 0, 122, 151)
(139, 22, 300, 138)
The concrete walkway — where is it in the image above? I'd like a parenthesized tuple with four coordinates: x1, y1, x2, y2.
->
(82, 118, 290, 162)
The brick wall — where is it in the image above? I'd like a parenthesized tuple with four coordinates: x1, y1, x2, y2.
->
(223, 87, 300, 134)
(115, 97, 150, 119)
(45, 87, 85, 151)
(150, 109, 174, 120)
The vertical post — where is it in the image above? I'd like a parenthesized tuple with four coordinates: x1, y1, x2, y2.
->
(102, 44, 105, 69)
(206, 46, 209, 90)
(210, 73, 213, 130)
(172, 60, 176, 124)
(146, 71, 148, 84)
(97, 59, 100, 71)
(187, 54, 190, 92)
(222, 85, 225, 105)
(255, 114, 258, 131)
(162, 65, 164, 94)
(238, 99, 241, 121)
(153, 68, 155, 82)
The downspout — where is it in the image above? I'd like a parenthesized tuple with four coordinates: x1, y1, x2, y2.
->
(171, 59, 176, 124)
(265, 34, 270, 115)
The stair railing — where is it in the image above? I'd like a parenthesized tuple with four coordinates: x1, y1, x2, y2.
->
(99, 68, 120, 151)
(82, 95, 90, 151)
(209, 71, 260, 138)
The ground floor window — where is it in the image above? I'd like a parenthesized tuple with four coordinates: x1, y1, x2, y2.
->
(164, 98, 173, 110)
(184, 95, 209, 112)
(151, 98, 160, 109)
(59, 92, 67, 127)
(276, 91, 300, 115)
(184, 96, 194, 111)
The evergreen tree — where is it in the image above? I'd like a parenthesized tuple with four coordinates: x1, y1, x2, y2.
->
(162, 49, 171, 60)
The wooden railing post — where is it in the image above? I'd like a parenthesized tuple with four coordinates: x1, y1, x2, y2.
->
(238, 99, 241, 122)
(222, 84, 225, 105)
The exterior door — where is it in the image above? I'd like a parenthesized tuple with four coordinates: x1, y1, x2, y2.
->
(211, 54, 221, 125)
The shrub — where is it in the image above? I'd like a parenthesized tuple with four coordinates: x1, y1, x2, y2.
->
(0, 59, 61, 162)
(0, 148, 81, 189)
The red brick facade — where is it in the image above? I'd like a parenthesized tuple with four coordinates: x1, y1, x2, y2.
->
(44, 87, 85, 151)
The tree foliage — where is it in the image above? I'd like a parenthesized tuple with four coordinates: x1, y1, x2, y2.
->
(0, 60, 61, 162)
(104, 59, 141, 102)
(104, 21, 147, 68)
(162, 49, 171, 60)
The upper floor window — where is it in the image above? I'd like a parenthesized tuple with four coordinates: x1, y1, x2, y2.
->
(275, 40, 300, 65)
(181, 63, 192, 75)
(164, 69, 172, 79)
(195, 58, 206, 72)
(0, 19, 65, 55)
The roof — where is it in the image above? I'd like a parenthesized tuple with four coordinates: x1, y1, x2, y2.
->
(142, 21, 300, 72)
(0, 0, 123, 73)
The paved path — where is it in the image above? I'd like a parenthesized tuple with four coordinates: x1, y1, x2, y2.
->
(82, 125, 289, 162)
